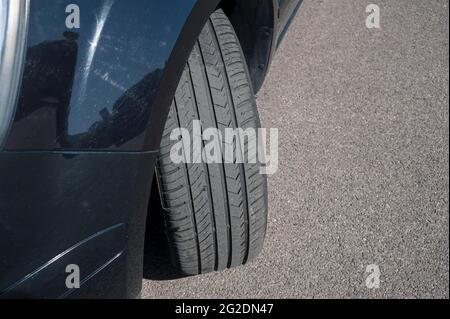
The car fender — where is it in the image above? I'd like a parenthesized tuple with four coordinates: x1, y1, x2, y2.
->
(4, 0, 221, 152)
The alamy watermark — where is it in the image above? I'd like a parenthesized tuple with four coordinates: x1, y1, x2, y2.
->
(169, 121, 279, 175)
(65, 264, 80, 289)
(365, 264, 381, 289)
(65, 4, 80, 29)
(366, 4, 380, 29)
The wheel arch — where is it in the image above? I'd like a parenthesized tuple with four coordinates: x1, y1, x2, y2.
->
(220, 0, 277, 93)
(142, 0, 276, 151)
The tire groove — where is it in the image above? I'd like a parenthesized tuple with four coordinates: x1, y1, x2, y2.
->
(173, 97, 202, 274)
(209, 15, 250, 265)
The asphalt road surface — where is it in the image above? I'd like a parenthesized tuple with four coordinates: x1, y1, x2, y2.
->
(142, 0, 449, 298)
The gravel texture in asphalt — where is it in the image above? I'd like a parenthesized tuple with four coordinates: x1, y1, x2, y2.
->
(142, 0, 449, 298)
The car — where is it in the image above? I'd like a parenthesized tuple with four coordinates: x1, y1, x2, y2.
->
(0, 0, 302, 298)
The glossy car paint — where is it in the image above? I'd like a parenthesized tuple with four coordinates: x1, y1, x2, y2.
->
(0, 0, 301, 298)
(5, 0, 217, 151)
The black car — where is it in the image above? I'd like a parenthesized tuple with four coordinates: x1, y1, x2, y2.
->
(0, 0, 301, 298)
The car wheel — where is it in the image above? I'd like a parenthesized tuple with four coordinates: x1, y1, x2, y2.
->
(156, 8, 268, 276)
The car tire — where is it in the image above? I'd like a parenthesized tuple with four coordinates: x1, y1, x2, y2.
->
(156, 8, 268, 276)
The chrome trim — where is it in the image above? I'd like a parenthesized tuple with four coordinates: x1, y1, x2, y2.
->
(0, 0, 29, 147)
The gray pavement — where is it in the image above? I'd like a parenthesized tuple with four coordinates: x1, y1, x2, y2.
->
(142, 0, 449, 298)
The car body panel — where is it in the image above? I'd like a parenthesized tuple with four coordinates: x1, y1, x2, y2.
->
(277, 0, 302, 47)
(5, 0, 208, 151)
(0, 0, 301, 298)
(0, 151, 156, 298)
